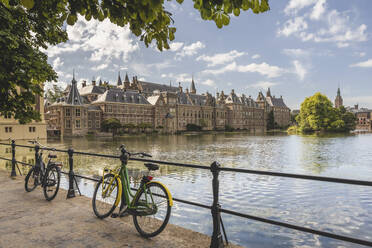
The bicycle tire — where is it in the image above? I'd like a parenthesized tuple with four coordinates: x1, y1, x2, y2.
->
(25, 167, 38, 192)
(43, 165, 61, 201)
(132, 181, 172, 238)
(92, 173, 119, 219)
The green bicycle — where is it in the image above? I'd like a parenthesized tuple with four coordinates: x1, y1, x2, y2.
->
(92, 145, 173, 238)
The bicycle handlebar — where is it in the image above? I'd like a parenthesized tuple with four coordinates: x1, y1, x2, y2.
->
(28, 140, 56, 151)
(119, 144, 152, 158)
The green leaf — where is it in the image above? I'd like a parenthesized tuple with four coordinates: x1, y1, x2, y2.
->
(20, 0, 34, 9)
(233, 8, 240, 16)
(67, 14, 77, 25)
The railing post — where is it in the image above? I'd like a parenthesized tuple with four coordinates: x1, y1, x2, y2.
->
(67, 148, 75, 198)
(210, 161, 224, 248)
(10, 140, 16, 177)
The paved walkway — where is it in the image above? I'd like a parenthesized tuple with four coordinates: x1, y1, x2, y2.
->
(0, 170, 239, 248)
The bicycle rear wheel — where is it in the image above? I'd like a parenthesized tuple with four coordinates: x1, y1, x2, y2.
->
(132, 181, 172, 238)
(92, 174, 119, 219)
(43, 165, 61, 201)
(25, 167, 39, 192)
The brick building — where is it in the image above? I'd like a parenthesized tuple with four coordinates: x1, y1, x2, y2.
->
(46, 73, 291, 136)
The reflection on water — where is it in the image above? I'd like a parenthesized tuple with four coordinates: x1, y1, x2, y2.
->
(1, 133, 372, 248)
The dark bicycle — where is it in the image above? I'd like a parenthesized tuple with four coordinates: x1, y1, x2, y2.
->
(24, 140, 62, 201)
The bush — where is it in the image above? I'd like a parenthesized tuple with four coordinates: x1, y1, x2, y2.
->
(186, 123, 202, 131)
(225, 125, 234, 132)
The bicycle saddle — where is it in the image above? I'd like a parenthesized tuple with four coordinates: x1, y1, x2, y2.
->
(144, 163, 159, 171)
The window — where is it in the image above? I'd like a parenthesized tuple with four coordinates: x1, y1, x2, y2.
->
(95, 112, 99, 117)
(29, 127, 36, 132)
(105, 105, 112, 113)
(88, 120, 92, 128)
(96, 121, 100, 128)
(65, 119, 71, 129)
(5, 127, 12, 133)
(4, 113, 11, 119)
(76, 108, 81, 117)
(65, 108, 71, 117)
(75, 120, 80, 128)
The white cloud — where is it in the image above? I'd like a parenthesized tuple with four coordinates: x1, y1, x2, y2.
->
(202, 62, 284, 78)
(284, 0, 317, 15)
(293, 60, 307, 80)
(310, 0, 326, 20)
(92, 63, 109, 71)
(160, 73, 192, 83)
(279, 2, 368, 48)
(350, 59, 372, 68)
(52, 57, 64, 70)
(176, 41, 205, 57)
(251, 54, 261, 59)
(169, 42, 184, 52)
(282, 48, 310, 57)
(277, 17, 308, 37)
(46, 16, 139, 62)
(201, 79, 216, 87)
(247, 81, 278, 89)
(196, 50, 246, 67)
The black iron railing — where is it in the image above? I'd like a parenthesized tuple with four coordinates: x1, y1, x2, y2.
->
(1, 140, 372, 248)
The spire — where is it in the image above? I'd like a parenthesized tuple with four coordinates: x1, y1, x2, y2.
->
(117, 71, 122, 86)
(124, 72, 129, 83)
(72, 69, 76, 84)
(99, 79, 103, 86)
(66, 73, 83, 105)
(266, 87, 271, 97)
(190, 75, 196, 94)
(337, 86, 341, 96)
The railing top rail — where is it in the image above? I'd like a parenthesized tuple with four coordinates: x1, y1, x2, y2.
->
(2, 141, 372, 187)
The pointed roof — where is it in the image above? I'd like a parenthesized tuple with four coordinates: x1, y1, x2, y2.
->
(99, 79, 103, 86)
(117, 72, 122, 86)
(190, 76, 196, 94)
(66, 73, 83, 105)
(124, 73, 130, 84)
(266, 87, 271, 97)
(337, 87, 341, 96)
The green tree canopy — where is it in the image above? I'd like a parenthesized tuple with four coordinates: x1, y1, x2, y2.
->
(101, 118, 121, 134)
(0, 0, 269, 123)
(296, 93, 356, 133)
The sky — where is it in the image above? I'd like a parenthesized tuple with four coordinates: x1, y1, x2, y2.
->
(45, 0, 372, 110)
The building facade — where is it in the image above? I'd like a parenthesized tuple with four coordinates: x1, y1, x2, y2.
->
(46, 73, 291, 136)
(0, 91, 46, 141)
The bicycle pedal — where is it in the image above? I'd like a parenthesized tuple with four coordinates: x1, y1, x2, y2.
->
(111, 213, 119, 218)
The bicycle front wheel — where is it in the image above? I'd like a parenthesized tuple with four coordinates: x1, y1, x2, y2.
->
(25, 167, 39, 192)
(43, 165, 61, 201)
(92, 174, 119, 219)
(133, 181, 172, 238)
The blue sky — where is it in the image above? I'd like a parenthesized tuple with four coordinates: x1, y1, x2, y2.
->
(45, 0, 372, 109)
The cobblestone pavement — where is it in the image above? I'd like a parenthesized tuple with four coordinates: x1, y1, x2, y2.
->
(0, 170, 240, 248)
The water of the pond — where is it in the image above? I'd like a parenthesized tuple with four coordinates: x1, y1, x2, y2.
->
(1, 133, 372, 248)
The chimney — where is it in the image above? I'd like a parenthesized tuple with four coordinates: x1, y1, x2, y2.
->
(216, 92, 220, 98)
(92, 80, 96, 86)
(280, 95, 282, 99)
(82, 80, 86, 87)
(178, 82, 182, 92)
(186, 88, 189, 94)
(231, 89, 235, 94)
(355, 104, 359, 110)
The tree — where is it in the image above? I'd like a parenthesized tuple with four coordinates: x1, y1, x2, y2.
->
(295, 92, 356, 133)
(266, 110, 275, 130)
(45, 84, 64, 103)
(101, 118, 121, 135)
(1, 0, 269, 123)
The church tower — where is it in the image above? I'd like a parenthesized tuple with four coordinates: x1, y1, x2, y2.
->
(335, 87, 343, 108)
(190, 76, 196, 94)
